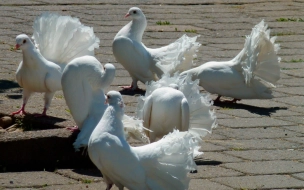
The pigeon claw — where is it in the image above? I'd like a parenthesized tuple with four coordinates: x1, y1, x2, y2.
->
(11, 109, 26, 116)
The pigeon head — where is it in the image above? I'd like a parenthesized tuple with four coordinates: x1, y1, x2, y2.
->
(125, 7, 144, 20)
(106, 91, 124, 108)
(15, 34, 33, 50)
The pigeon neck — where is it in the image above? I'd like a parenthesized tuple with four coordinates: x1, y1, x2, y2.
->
(130, 18, 146, 41)
(22, 44, 47, 67)
(99, 106, 125, 138)
(99, 65, 116, 89)
(120, 17, 146, 42)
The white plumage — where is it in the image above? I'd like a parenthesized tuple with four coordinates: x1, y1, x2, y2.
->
(12, 13, 99, 116)
(180, 20, 281, 102)
(88, 91, 199, 190)
(61, 56, 116, 150)
(112, 7, 200, 90)
(141, 87, 190, 142)
(137, 73, 217, 144)
(62, 57, 149, 150)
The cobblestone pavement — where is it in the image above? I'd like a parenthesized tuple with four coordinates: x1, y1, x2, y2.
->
(0, 0, 304, 189)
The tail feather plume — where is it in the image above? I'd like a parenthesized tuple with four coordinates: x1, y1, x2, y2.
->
(122, 114, 150, 143)
(32, 12, 100, 65)
(148, 34, 201, 75)
(238, 20, 280, 86)
(136, 73, 217, 140)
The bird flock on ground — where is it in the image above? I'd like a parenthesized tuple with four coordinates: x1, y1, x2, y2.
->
(11, 7, 281, 190)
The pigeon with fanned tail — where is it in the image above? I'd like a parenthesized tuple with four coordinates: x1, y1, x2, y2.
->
(12, 13, 99, 116)
(112, 7, 201, 90)
(180, 20, 281, 103)
(88, 91, 200, 190)
(61, 56, 116, 150)
(136, 73, 217, 144)
(62, 57, 149, 150)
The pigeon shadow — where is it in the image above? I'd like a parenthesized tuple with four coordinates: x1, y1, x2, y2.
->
(213, 101, 287, 117)
(119, 88, 146, 96)
(12, 114, 67, 130)
(0, 80, 20, 92)
(72, 168, 103, 178)
(194, 159, 222, 166)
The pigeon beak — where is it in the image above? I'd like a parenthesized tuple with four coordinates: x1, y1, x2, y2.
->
(15, 44, 20, 50)
(125, 13, 130, 18)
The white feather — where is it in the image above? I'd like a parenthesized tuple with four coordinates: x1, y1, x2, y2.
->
(112, 7, 200, 90)
(136, 73, 217, 145)
(88, 91, 198, 190)
(180, 20, 280, 100)
(32, 12, 100, 67)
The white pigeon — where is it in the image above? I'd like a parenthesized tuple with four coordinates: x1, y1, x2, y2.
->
(12, 12, 99, 116)
(61, 56, 116, 150)
(112, 7, 201, 90)
(13, 34, 62, 116)
(62, 56, 149, 150)
(141, 87, 190, 142)
(180, 20, 281, 103)
(137, 73, 217, 143)
(88, 91, 199, 190)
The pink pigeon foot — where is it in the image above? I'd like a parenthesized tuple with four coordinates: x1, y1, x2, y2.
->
(66, 126, 79, 132)
(11, 105, 26, 116)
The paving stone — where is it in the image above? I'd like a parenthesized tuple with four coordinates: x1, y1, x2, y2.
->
(199, 141, 229, 152)
(215, 126, 300, 140)
(42, 183, 115, 190)
(275, 96, 304, 106)
(292, 173, 304, 181)
(283, 125, 304, 134)
(224, 149, 304, 161)
(190, 165, 243, 179)
(189, 179, 233, 190)
(55, 169, 102, 182)
(211, 175, 304, 189)
(0, 171, 77, 188)
(274, 87, 304, 96)
(218, 117, 295, 128)
(284, 137, 304, 145)
(223, 160, 304, 175)
(209, 139, 302, 150)
(275, 116, 304, 125)
(199, 152, 244, 163)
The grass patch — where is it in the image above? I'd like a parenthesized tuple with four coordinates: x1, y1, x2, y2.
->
(82, 179, 92, 184)
(185, 29, 197, 33)
(276, 17, 304, 22)
(281, 68, 297, 70)
(15, 117, 34, 131)
(287, 58, 304, 63)
(274, 32, 295, 36)
(55, 94, 64, 99)
(232, 5, 245, 9)
(221, 107, 232, 110)
(156, 21, 171, 25)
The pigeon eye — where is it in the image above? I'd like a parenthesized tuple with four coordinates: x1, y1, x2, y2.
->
(133, 10, 137, 14)
(23, 39, 26, 44)
(107, 95, 110, 99)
